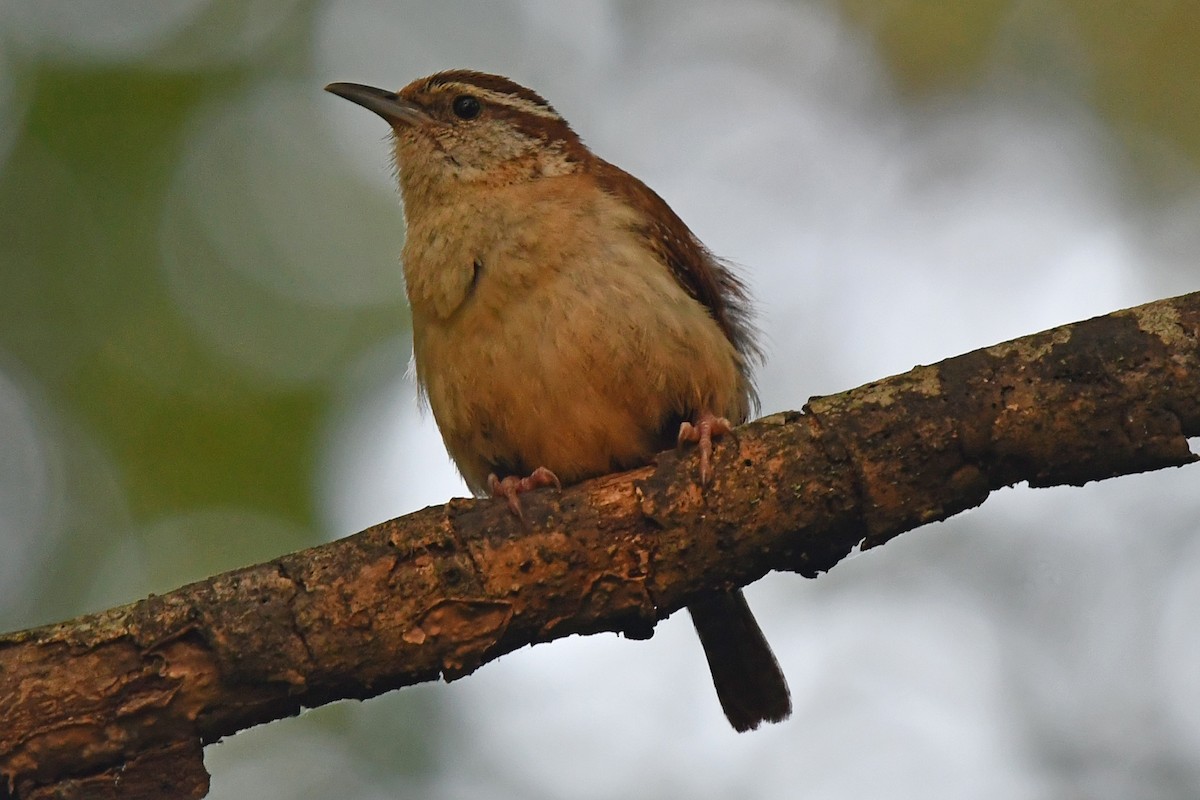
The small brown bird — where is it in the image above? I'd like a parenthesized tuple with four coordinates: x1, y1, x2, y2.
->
(326, 71, 791, 732)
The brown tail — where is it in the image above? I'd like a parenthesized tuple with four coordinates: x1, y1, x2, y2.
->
(688, 589, 791, 732)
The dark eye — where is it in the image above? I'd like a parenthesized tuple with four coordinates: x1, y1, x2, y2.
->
(452, 95, 481, 120)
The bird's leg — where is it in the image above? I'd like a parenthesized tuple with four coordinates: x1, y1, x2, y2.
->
(677, 411, 733, 486)
(488, 466, 561, 518)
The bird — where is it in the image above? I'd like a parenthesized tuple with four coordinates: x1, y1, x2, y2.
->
(325, 70, 791, 732)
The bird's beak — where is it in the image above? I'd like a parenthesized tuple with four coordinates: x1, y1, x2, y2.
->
(324, 82, 431, 127)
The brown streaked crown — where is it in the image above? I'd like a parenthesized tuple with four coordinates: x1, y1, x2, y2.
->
(397, 70, 586, 159)
(422, 71, 560, 116)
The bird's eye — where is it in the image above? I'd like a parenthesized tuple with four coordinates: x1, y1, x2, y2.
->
(452, 95, 481, 120)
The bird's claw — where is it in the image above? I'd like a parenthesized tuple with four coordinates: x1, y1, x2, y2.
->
(488, 466, 561, 518)
(677, 412, 733, 486)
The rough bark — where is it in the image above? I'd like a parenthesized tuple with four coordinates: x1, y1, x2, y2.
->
(2, 291, 1198, 799)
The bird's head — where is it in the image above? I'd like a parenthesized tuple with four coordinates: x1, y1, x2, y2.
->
(326, 70, 589, 206)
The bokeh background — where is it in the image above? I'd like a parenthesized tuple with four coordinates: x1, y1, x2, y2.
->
(2, 1, 1200, 797)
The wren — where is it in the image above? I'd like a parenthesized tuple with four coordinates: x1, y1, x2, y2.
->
(326, 71, 791, 732)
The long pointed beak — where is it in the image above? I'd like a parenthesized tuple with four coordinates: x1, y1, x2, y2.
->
(324, 82, 431, 127)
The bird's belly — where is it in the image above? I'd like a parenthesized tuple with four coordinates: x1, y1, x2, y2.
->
(416, 283, 675, 493)
(410, 207, 750, 496)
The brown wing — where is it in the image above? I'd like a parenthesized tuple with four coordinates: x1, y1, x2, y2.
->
(591, 158, 763, 408)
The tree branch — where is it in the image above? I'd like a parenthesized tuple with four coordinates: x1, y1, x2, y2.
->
(3, 292, 1198, 799)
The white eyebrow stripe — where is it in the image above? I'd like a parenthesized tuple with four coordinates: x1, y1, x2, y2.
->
(441, 83, 562, 120)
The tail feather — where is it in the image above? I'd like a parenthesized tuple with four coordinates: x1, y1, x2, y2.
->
(688, 589, 791, 732)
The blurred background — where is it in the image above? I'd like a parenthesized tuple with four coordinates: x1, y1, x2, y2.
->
(2, 0, 1199, 797)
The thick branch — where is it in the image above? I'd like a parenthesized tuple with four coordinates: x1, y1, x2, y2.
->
(2, 292, 1198, 799)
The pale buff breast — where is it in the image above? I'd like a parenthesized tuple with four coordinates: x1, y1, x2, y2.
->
(406, 179, 748, 494)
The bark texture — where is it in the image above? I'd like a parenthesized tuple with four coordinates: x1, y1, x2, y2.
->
(2, 291, 1198, 799)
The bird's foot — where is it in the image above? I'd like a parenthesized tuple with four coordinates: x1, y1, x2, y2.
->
(677, 411, 733, 486)
(488, 466, 561, 518)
